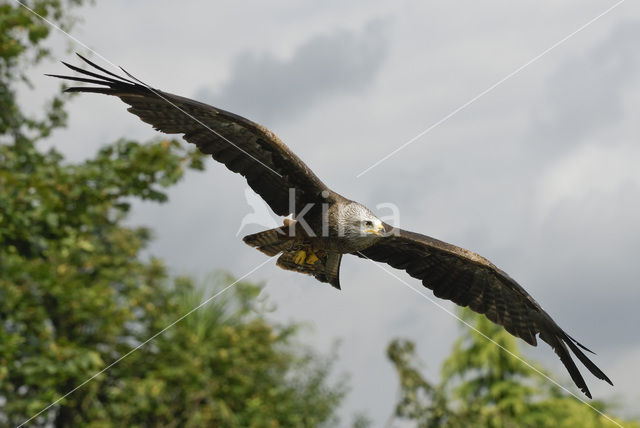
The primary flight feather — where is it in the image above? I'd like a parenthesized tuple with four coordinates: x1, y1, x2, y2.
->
(48, 53, 612, 398)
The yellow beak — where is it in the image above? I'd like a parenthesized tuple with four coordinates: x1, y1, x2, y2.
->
(365, 224, 385, 236)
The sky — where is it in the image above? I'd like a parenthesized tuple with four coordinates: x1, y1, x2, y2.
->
(25, 0, 640, 424)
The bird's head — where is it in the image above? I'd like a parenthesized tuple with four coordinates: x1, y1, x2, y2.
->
(338, 203, 386, 239)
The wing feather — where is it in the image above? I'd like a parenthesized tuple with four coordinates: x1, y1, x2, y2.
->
(48, 54, 330, 216)
(356, 226, 612, 398)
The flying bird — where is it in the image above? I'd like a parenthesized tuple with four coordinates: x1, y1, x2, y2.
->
(49, 54, 612, 398)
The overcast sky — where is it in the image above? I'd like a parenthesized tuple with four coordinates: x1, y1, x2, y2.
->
(27, 0, 640, 424)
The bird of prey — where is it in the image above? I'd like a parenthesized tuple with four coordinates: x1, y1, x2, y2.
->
(49, 54, 612, 398)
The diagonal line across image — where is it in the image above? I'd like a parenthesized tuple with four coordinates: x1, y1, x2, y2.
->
(357, 251, 623, 428)
(356, 0, 627, 178)
(11, 0, 628, 425)
(14, 0, 283, 179)
(17, 255, 279, 428)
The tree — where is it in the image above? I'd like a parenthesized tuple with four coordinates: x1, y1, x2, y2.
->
(386, 308, 639, 428)
(1, 1, 346, 426)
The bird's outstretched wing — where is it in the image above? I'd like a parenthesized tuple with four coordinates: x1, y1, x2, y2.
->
(356, 226, 612, 398)
(48, 54, 329, 216)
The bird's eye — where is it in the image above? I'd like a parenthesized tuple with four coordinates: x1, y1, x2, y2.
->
(364, 220, 373, 227)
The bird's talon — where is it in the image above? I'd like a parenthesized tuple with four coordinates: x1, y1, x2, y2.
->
(306, 252, 319, 264)
(293, 250, 307, 265)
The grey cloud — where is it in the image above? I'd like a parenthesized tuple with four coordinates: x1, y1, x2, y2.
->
(530, 21, 640, 156)
(67, 3, 638, 419)
(520, 181, 640, 349)
(195, 19, 389, 126)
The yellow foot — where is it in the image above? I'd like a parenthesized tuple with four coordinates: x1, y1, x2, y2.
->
(293, 250, 307, 265)
(306, 252, 319, 264)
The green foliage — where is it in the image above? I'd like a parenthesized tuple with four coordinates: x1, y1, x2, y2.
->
(0, 1, 345, 426)
(0, 0, 86, 142)
(387, 339, 454, 427)
(387, 309, 639, 427)
(440, 308, 541, 427)
(65, 275, 346, 428)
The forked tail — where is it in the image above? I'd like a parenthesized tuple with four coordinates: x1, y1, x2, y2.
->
(243, 228, 342, 289)
(242, 227, 291, 256)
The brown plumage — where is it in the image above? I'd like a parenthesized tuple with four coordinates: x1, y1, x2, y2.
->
(357, 227, 612, 398)
(48, 53, 612, 398)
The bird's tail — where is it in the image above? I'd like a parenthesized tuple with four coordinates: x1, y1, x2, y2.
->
(242, 227, 292, 256)
(243, 227, 342, 289)
(275, 247, 342, 290)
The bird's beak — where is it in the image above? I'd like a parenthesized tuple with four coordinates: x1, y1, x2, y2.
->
(366, 224, 385, 236)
